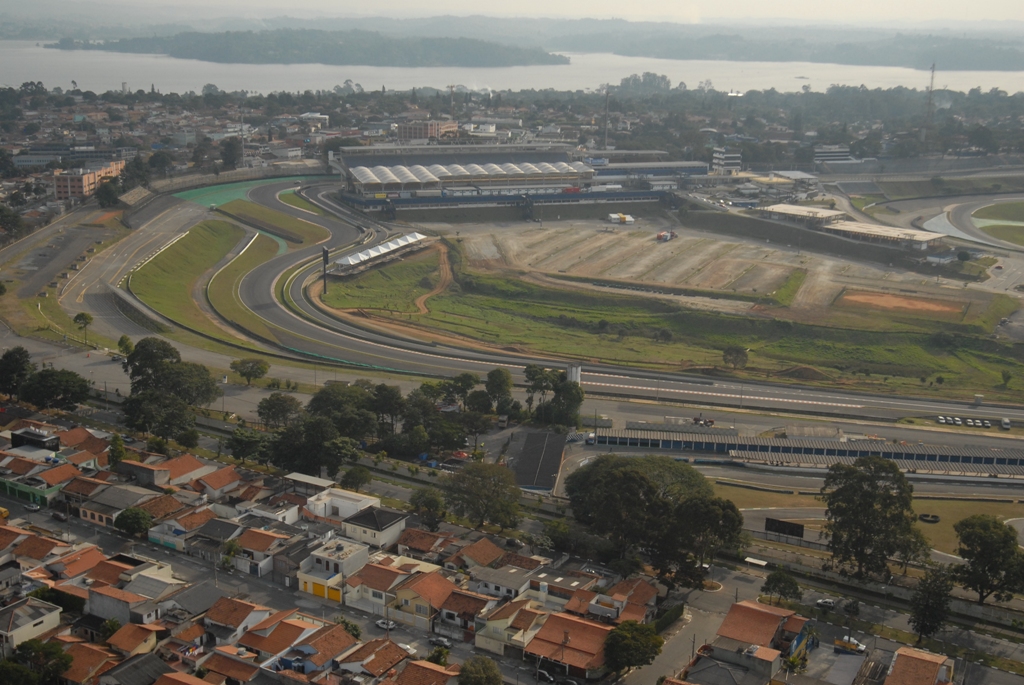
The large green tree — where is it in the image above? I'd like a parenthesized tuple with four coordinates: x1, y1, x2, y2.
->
(458, 657, 501, 685)
(820, 456, 916, 578)
(909, 566, 954, 642)
(953, 514, 1024, 604)
(122, 390, 195, 439)
(19, 369, 90, 409)
(0, 346, 35, 398)
(228, 427, 267, 465)
(441, 462, 520, 530)
(114, 507, 154, 537)
(485, 367, 514, 404)
(13, 639, 73, 685)
(604, 621, 664, 672)
(230, 357, 270, 385)
(341, 465, 372, 492)
(107, 433, 128, 468)
(410, 487, 447, 532)
(95, 180, 120, 207)
(761, 570, 801, 606)
(257, 392, 304, 429)
(72, 312, 93, 344)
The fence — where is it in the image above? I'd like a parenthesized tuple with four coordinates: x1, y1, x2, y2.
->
(747, 529, 830, 552)
(149, 165, 330, 194)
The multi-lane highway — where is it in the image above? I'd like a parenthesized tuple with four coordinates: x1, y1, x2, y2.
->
(208, 180, 1024, 425)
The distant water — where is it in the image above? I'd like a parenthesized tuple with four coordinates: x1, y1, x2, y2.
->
(4, 40, 1024, 95)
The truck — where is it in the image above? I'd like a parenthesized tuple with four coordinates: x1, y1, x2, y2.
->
(834, 636, 866, 655)
(497, 415, 509, 429)
(607, 213, 635, 224)
(657, 231, 677, 242)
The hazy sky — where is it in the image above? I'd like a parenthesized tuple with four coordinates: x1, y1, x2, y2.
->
(45, 0, 1024, 24)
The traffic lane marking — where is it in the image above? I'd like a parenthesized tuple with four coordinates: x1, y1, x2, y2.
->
(583, 381, 865, 408)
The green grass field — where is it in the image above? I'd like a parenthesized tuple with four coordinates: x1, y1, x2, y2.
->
(980, 224, 1024, 246)
(319, 248, 1023, 396)
(174, 176, 326, 206)
(278, 190, 327, 216)
(878, 176, 1024, 201)
(132, 220, 245, 340)
(218, 199, 329, 246)
(207, 232, 285, 343)
(973, 201, 1024, 223)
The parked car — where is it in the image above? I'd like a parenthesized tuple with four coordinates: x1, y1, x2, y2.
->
(836, 635, 867, 654)
(428, 636, 452, 648)
(398, 644, 416, 656)
(536, 671, 556, 684)
(1002, 418, 1012, 430)
(966, 419, 975, 427)
(375, 619, 397, 631)
(983, 420, 992, 428)
(953, 417, 962, 426)
(815, 599, 835, 610)
(51, 511, 68, 522)
(24, 503, 40, 512)
(937, 416, 946, 424)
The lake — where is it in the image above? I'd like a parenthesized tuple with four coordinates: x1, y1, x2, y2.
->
(4, 40, 1024, 95)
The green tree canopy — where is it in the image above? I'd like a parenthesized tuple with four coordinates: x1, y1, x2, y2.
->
(114, 507, 154, 536)
(820, 456, 915, 578)
(441, 462, 520, 530)
(410, 487, 447, 532)
(13, 639, 73, 685)
(19, 369, 90, 409)
(95, 180, 120, 208)
(122, 390, 195, 439)
(909, 565, 954, 642)
(485, 367, 514, 403)
(761, 570, 801, 605)
(457, 657, 502, 685)
(107, 433, 127, 468)
(0, 346, 36, 398)
(228, 427, 266, 465)
(341, 465, 372, 492)
(257, 391, 304, 428)
(72, 312, 93, 343)
(953, 514, 1024, 604)
(722, 345, 748, 369)
(604, 620, 664, 672)
(230, 358, 270, 385)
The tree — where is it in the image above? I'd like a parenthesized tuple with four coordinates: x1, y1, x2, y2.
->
(465, 389, 493, 414)
(125, 337, 181, 391)
(117, 335, 134, 357)
(101, 618, 122, 640)
(761, 570, 801, 606)
(722, 345, 748, 369)
(222, 538, 242, 568)
(95, 180, 120, 208)
(457, 656, 502, 685)
(426, 647, 449, 666)
(0, 659, 38, 685)
(107, 433, 127, 468)
(176, 428, 200, 449)
(73, 312, 93, 344)
(1002, 370, 1013, 388)
(442, 462, 520, 529)
(12, 639, 73, 685)
(953, 514, 1024, 604)
(122, 390, 194, 439)
(909, 566, 954, 643)
(410, 487, 447, 531)
(231, 358, 270, 386)
(114, 507, 154, 537)
(258, 392, 303, 428)
(148, 150, 174, 173)
(341, 465, 372, 492)
(19, 369, 90, 410)
(228, 427, 265, 465)
(162, 362, 220, 406)
(820, 456, 915, 578)
(604, 621, 664, 672)
(894, 525, 931, 574)
(220, 137, 243, 169)
(485, 367, 514, 404)
(0, 346, 35, 398)
(333, 615, 361, 639)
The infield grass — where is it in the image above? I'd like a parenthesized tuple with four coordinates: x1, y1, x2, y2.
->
(278, 190, 327, 216)
(219, 199, 329, 246)
(208, 232, 284, 344)
(980, 224, 1024, 246)
(973, 201, 1024, 223)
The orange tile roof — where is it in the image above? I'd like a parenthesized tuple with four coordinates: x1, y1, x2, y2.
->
(395, 661, 460, 685)
(296, 623, 359, 666)
(156, 674, 211, 685)
(716, 600, 792, 647)
(76, 435, 111, 456)
(87, 559, 133, 585)
(398, 572, 458, 610)
(270, 492, 307, 507)
(510, 608, 545, 632)
(51, 545, 107, 578)
(339, 639, 409, 677)
(108, 623, 158, 653)
(525, 613, 613, 671)
(606, 577, 658, 606)
(0, 527, 26, 551)
(175, 623, 207, 642)
(205, 597, 266, 628)
(203, 673, 226, 685)
(54, 579, 92, 600)
(239, 618, 318, 655)
(249, 609, 298, 633)
(174, 507, 217, 532)
(397, 529, 452, 553)
(14, 535, 66, 560)
(163, 454, 207, 480)
(497, 552, 543, 570)
(91, 584, 147, 604)
(783, 615, 809, 634)
(563, 589, 597, 615)
(448, 538, 504, 568)
(63, 643, 120, 684)
(345, 563, 409, 592)
(200, 466, 241, 491)
(202, 652, 261, 682)
(57, 427, 93, 447)
(887, 647, 950, 685)
(439, 589, 492, 621)
(236, 527, 290, 552)
(37, 463, 82, 486)
(616, 603, 648, 624)
(486, 598, 530, 622)
(64, 450, 99, 466)
(5, 457, 41, 475)
(139, 494, 187, 519)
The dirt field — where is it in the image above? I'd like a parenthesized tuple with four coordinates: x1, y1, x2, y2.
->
(837, 290, 965, 315)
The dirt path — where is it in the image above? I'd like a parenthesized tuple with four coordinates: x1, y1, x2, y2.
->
(413, 242, 452, 314)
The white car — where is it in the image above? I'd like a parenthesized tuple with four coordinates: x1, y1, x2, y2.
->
(966, 419, 974, 427)
(398, 644, 416, 656)
(937, 416, 946, 424)
(375, 619, 397, 630)
(815, 599, 835, 609)
(839, 635, 867, 653)
(953, 418, 963, 426)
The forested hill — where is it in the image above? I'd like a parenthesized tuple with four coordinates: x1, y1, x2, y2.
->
(48, 29, 570, 67)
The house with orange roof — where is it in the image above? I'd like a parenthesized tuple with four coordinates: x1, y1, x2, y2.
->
(443, 537, 505, 572)
(337, 638, 411, 680)
(392, 571, 459, 630)
(154, 673, 210, 685)
(138, 494, 188, 521)
(62, 642, 121, 685)
(237, 609, 324, 663)
(106, 622, 160, 657)
(147, 506, 217, 552)
(524, 612, 614, 680)
(265, 622, 360, 675)
(59, 449, 105, 470)
(396, 529, 455, 564)
(563, 578, 658, 625)
(0, 456, 80, 506)
(46, 545, 107, 580)
(190, 466, 242, 500)
(0, 596, 63, 657)
(394, 660, 460, 685)
(118, 454, 214, 488)
(198, 652, 262, 684)
(344, 563, 414, 616)
(204, 597, 273, 645)
(475, 598, 549, 657)
(232, 527, 292, 577)
(60, 477, 110, 506)
(886, 646, 954, 685)
(707, 600, 811, 680)
(13, 533, 70, 568)
(57, 427, 110, 456)
(88, 584, 159, 625)
(436, 588, 496, 637)
(297, 537, 369, 604)
(80, 485, 158, 528)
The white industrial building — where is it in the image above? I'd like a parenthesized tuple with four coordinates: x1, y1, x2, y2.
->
(347, 161, 594, 196)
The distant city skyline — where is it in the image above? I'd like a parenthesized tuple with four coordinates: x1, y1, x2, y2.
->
(28, 0, 1024, 26)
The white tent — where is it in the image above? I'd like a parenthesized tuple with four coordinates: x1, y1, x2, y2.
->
(335, 232, 427, 267)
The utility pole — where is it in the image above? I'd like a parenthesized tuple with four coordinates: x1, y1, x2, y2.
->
(447, 85, 456, 122)
(924, 63, 936, 151)
(603, 87, 611, 150)
(322, 246, 329, 295)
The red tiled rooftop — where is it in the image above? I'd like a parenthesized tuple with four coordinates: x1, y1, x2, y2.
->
(200, 466, 241, 491)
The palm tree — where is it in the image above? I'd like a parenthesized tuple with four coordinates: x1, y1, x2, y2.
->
(73, 312, 93, 344)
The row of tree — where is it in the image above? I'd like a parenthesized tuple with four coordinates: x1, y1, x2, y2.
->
(0, 346, 91, 409)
